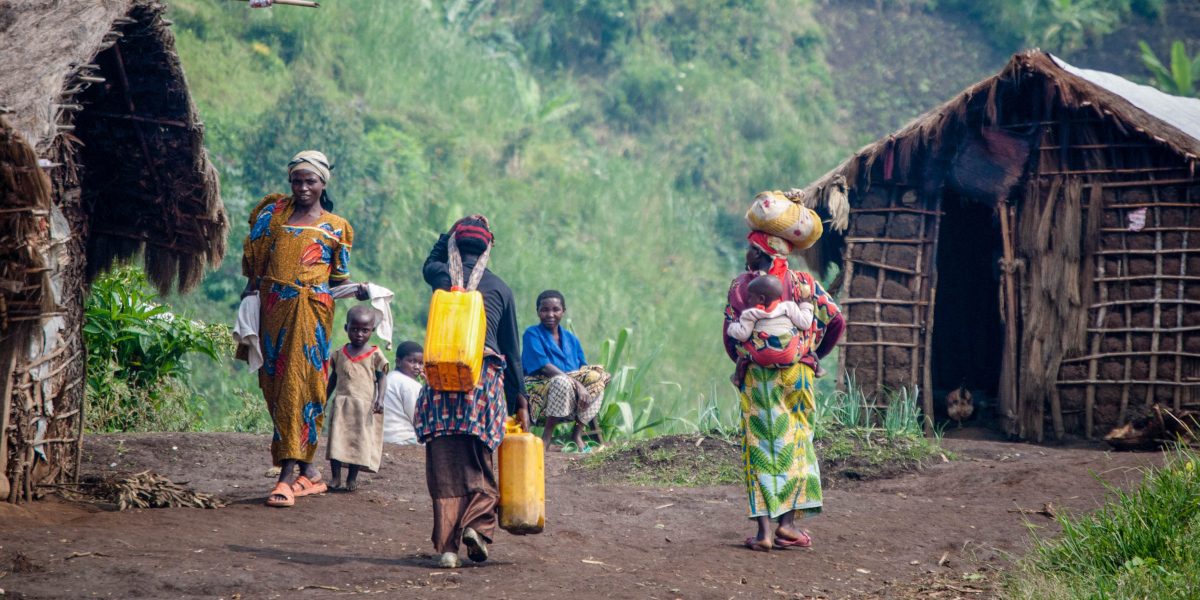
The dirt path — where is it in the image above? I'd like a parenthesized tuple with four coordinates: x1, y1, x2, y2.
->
(0, 433, 1162, 599)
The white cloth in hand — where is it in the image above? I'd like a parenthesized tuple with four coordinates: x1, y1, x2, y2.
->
(331, 283, 395, 350)
(233, 293, 263, 372)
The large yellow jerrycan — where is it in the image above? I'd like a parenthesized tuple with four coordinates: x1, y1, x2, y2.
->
(423, 286, 486, 392)
(498, 417, 545, 534)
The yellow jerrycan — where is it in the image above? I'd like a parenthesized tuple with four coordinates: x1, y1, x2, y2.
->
(498, 417, 545, 534)
(423, 233, 489, 392)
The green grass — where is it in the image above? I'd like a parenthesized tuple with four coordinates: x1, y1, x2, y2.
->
(576, 374, 946, 487)
(578, 436, 743, 487)
(1002, 448, 1200, 600)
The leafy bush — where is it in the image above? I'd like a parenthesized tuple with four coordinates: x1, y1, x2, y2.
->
(939, 0, 1149, 53)
(84, 266, 230, 432)
(1139, 40, 1199, 97)
(1003, 448, 1200, 600)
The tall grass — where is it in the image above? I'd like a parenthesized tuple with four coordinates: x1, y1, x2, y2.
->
(1003, 448, 1200, 600)
(813, 371, 928, 441)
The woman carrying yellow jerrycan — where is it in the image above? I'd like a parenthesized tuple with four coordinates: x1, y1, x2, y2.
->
(413, 215, 535, 569)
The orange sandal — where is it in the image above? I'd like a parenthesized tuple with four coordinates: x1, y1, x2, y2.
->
(291, 475, 328, 497)
(265, 481, 295, 507)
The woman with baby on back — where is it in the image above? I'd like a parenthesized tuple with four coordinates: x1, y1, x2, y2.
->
(724, 191, 845, 552)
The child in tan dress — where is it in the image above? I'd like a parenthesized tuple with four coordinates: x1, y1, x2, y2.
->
(325, 305, 389, 492)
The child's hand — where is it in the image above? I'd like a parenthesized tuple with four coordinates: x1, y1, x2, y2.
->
(372, 399, 383, 414)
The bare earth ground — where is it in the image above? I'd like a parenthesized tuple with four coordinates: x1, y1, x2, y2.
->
(0, 432, 1162, 599)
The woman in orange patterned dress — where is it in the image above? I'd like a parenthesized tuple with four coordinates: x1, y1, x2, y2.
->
(242, 150, 368, 507)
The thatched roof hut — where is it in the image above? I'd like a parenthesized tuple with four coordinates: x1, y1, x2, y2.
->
(0, 0, 226, 501)
(798, 50, 1200, 442)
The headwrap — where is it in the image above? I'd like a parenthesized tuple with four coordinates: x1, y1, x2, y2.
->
(747, 231, 793, 281)
(452, 217, 494, 255)
(287, 150, 334, 211)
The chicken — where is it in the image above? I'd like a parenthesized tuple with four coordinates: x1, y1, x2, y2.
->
(946, 385, 973, 427)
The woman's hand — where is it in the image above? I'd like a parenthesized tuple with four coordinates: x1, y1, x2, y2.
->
(574, 379, 594, 409)
(356, 282, 370, 301)
(515, 395, 531, 432)
(372, 398, 384, 414)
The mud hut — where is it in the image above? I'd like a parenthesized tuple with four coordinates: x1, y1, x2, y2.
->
(0, 1, 226, 501)
(798, 51, 1200, 442)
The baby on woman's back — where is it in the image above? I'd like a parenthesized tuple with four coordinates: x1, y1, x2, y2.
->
(726, 274, 816, 385)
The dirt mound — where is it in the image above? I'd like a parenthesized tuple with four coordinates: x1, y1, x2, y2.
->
(576, 432, 944, 489)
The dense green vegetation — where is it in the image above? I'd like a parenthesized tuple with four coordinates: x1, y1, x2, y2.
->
(1003, 448, 1200, 600)
(938, 0, 1165, 54)
(132, 0, 1194, 431)
(165, 0, 845, 427)
(83, 267, 228, 432)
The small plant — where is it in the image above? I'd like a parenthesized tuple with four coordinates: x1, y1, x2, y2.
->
(83, 266, 230, 432)
(1139, 40, 1199, 98)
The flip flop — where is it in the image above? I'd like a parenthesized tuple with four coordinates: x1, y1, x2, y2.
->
(774, 531, 812, 548)
(265, 481, 295, 507)
(291, 475, 328, 497)
(744, 537, 772, 552)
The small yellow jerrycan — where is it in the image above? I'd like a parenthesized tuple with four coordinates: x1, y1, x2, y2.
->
(498, 417, 545, 534)
(424, 232, 489, 392)
(423, 286, 486, 392)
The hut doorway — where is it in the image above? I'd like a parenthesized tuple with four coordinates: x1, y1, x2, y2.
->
(930, 192, 1005, 430)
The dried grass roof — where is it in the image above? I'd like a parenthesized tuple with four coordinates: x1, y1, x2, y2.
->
(0, 0, 225, 294)
(795, 50, 1200, 276)
(799, 50, 1200, 224)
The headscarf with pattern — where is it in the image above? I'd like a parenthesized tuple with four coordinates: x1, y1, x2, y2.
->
(747, 231, 793, 282)
(287, 150, 334, 211)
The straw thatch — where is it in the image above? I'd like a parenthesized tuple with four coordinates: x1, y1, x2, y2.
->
(0, 0, 225, 501)
(793, 50, 1200, 442)
(0, 0, 227, 294)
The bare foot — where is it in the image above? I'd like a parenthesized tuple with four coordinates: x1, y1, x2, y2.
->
(329, 478, 343, 491)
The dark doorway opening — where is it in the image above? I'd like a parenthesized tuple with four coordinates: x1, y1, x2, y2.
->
(930, 191, 1004, 430)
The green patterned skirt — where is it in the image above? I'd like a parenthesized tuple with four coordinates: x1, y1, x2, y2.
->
(739, 362, 822, 519)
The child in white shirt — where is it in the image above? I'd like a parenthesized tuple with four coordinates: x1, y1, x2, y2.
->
(382, 341, 424, 445)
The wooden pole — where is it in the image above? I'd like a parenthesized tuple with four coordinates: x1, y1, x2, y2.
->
(921, 195, 942, 436)
(235, 0, 320, 7)
(997, 201, 1020, 438)
(0, 347, 17, 500)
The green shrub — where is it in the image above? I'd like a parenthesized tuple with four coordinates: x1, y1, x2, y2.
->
(1139, 40, 1199, 97)
(84, 266, 230, 432)
(1003, 449, 1200, 600)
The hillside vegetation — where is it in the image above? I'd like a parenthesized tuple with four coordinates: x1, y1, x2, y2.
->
(166, 0, 844, 426)
(138, 0, 1195, 429)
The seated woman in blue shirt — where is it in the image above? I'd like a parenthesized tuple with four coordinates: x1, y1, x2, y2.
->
(522, 290, 610, 450)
